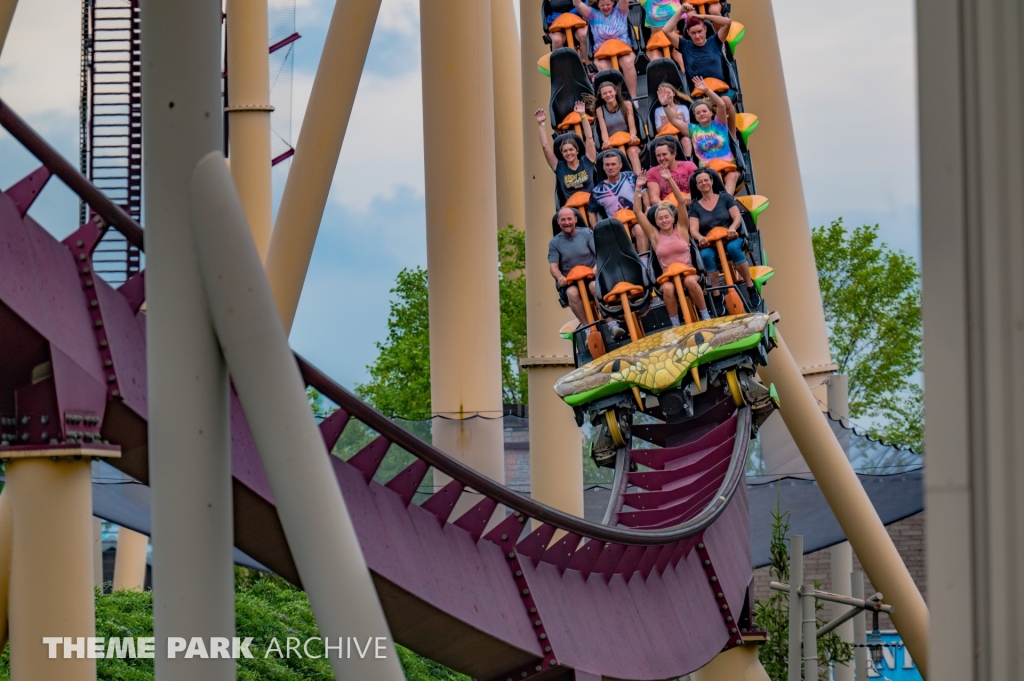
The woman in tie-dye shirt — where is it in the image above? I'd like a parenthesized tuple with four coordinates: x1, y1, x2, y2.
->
(687, 78, 741, 193)
(573, 0, 638, 98)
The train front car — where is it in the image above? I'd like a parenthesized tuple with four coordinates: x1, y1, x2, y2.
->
(555, 294, 777, 470)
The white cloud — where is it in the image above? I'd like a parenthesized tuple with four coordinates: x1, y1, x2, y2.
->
(375, 0, 419, 34)
(327, 68, 424, 209)
(0, 0, 81, 126)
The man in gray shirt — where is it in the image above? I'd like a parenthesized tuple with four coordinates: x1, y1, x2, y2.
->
(548, 207, 597, 324)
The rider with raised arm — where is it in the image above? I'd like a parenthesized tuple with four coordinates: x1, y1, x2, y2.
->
(663, 7, 736, 130)
(546, 0, 590, 61)
(639, 0, 688, 71)
(634, 172, 711, 326)
(652, 84, 694, 158)
(573, 0, 639, 98)
(645, 137, 697, 205)
(687, 168, 760, 312)
(662, 79, 741, 193)
(595, 81, 643, 176)
(536, 102, 598, 204)
(548, 207, 599, 324)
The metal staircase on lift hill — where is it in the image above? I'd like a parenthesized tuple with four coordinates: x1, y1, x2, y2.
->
(81, 0, 142, 286)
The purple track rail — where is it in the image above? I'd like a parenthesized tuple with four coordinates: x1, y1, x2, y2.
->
(0, 100, 755, 681)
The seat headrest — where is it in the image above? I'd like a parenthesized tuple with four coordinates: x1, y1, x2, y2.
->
(553, 132, 587, 162)
(595, 149, 630, 183)
(688, 167, 727, 196)
(593, 69, 627, 95)
(650, 134, 685, 160)
(594, 218, 647, 302)
(551, 208, 588, 236)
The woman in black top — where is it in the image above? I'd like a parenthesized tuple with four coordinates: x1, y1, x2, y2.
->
(687, 168, 761, 307)
(536, 102, 598, 204)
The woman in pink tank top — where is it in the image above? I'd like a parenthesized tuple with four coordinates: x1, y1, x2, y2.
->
(634, 170, 710, 325)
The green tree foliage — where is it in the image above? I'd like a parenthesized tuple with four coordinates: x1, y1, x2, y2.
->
(356, 267, 433, 421)
(812, 220, 922, 450)
(497, 225, 529, 404)
(356, 225, 529, 418)
(0, 569, 467, 680)
(755, 506, 853, 681)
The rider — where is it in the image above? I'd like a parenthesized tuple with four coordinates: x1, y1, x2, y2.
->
(573, 0, 639, 98)
(595, 81, 643, 176)
(663, 8, 736, 131)
(639, 0, 687, 71)
(661, 80, 741, 193)
(549, 207, 599, 324)
(535, 102, 598, 204)
(652, 83, 694, 159)
(645, 137, 697, 205)
(588, 150, 648, 254)
(634, 171, 711, 325)
(546, 0, 590, 61)
(687, 168, 761, 312)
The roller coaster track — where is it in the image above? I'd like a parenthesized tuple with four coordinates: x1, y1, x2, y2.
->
(0, 98, 756, 680)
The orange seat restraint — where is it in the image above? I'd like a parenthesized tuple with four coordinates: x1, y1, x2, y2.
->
(613, 208, 637, 227)
(606, 131, 636, 148)
(565, 265, 596, 284)
(550, 12, 587, 50)
(558, 111, 593, 131)
(706, 158, 738, 174)
(657, 121, 682, 137)
(690, 77, 730, 97)
(656, 262, 696, 285)
(564, 191, 591, 209)
(704, 226, 736, 242)
(594, 38, 632, 59)
(549, 12, 586, 31)
(661, 190, 690, 207)
(646, 30, 673, 51)
(602, 281, 644, 302)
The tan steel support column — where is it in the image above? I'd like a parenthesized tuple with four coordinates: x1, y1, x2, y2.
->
(226, 0, 274, 259)
(0, 0, 17, 58)
(520, 0, 583, 516)
(112, 526, 148, 591)
(692, 643, 770, 681)
(264, 0, 382, 333)
(760, 333, 928, 677)
(728, 0, 834, 401)
(189, 153, 404, 680)
(421, 0, 506, 489)
(7, 458, 96, 681)
(826, 375, 855, 681)
(142, 0, 235, 676)
(491, 0, 526, 232)
(918, 0, 1024, 679)
(0, 489, 14, 651)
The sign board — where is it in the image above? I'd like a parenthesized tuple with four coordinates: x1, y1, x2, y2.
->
(865, 632, 922, 680)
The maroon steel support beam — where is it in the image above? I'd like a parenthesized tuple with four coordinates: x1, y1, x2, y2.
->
(0, 98, 143, 250)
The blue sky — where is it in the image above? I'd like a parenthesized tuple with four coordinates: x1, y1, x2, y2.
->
(0, 0, 919, 390)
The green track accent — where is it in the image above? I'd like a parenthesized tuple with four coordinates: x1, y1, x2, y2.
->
(728, 27, 745, 52)
(753, 268, 775, 294)
(738, 117, 758, 147)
